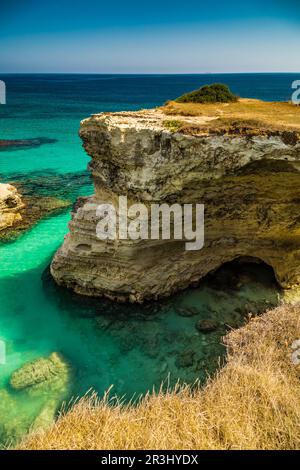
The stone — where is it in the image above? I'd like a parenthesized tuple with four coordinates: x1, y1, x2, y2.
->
(176, 306, 199, 317)
(50, 106, 300, 302)
(143, 337, 160, 359)
(0, 390, 34, 445)
(176, 350, 195, 368)
(0, 137, 57, 150)
(0, 183, 24, 231)
(31, 399, 58, 432)
(196, 319, 219, 333)
(9, 352, 70, 391)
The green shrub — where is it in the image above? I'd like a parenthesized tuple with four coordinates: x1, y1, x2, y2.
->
(176, 83, 238, 104)
(163, 119, 183, 132)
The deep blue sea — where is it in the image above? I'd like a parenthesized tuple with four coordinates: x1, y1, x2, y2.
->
(0, 74, 291, 445)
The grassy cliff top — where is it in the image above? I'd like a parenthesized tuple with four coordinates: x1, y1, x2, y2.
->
(161, 98, 300, 136)
(84, 98, 300, 139)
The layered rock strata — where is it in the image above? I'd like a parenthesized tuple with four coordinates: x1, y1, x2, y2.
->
(51, 108, 300, 302)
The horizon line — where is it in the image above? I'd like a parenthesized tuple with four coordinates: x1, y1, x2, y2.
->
(1, 71, 300, 76)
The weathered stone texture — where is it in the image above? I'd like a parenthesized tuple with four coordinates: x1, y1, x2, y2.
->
(51, 109, 300, 302)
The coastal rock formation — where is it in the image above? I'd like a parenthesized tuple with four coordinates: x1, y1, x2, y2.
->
(51, 103, 300, 302)
(0, 183, 24, 232)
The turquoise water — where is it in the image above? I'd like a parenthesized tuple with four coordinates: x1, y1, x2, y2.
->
(0, 74, 287, 445)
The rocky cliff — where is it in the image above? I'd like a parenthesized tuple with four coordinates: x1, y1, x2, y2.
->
(51, 102, 300, 302)
(0, 183, 24, 232)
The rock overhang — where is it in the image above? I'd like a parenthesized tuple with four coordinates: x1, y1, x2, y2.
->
(51, 103, 300, 302)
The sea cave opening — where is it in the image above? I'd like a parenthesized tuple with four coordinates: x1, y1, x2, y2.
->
(204, 256, 280, 297)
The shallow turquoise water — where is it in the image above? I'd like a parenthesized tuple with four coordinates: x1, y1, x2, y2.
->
(0, 74, 286, 445)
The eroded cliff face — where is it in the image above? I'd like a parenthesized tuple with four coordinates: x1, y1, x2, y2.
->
(51, 109, 300, 302)
(0, 184, 24, 232)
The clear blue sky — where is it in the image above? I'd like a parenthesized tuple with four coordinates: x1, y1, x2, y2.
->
(1, 0, 300, 73)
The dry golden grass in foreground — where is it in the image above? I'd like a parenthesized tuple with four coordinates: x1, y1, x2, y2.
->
(19, 304, 300, 450)
(162, 99, 300, 135)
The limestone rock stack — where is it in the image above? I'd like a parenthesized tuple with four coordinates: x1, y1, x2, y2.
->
(51, 108, 300, 302)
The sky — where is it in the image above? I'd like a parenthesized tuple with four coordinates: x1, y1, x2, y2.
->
(0, 0, 300, 73)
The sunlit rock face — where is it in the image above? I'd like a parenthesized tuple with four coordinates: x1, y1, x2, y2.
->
(51, 109, 300, 302)
(0, 183, 24, 232)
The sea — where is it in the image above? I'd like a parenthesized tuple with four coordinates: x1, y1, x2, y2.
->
(0, 73, 294, 445)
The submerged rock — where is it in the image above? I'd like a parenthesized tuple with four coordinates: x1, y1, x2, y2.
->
(0, 137, 57, 151)
(196, 319, 219, 333)
(176, 306, 199, 317)
(31, 399, 58, 433)
(176, 349, 195, 368)
(9, 352, 70, 391)
(143, 336, 160, 359)
(7, 170, 91, 200)
(0, 390, 31, 445)
(1, 356, 70, 446)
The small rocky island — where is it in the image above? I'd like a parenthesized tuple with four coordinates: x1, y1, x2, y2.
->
(0, 183, 24, 232)
(51, 94, 300, 302)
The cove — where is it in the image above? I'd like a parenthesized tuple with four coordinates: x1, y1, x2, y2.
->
(0, 207, 280, 445)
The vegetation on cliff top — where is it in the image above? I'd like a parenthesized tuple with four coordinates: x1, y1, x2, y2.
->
(175, 83, 238, 104)
(19, 303, 300, 450)
(162, 119, 183, 133)
(162, 98, 300, 136)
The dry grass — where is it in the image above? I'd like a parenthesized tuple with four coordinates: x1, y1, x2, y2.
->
(18, 303, 300, 450)
(162, 99, 300, 135)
